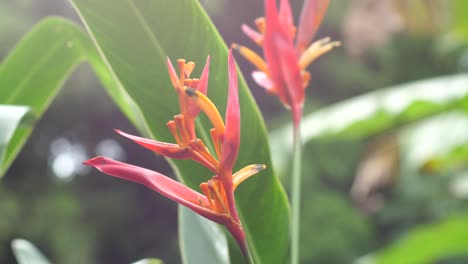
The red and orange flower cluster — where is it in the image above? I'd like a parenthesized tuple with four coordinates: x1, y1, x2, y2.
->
(84, 1, 338, 261)
(84, 50, 263, 254)
(233, 0, 339, 127)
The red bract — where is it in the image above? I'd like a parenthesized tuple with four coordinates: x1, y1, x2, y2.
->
(83, 157, 230, 224)
(84, 50, 264, 259)
(233, 0, 339, 127)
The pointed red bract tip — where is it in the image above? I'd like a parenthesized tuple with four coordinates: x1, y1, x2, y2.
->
(278, 0, 294, 39)
(227, 49, 239, 101)
(296, 0, 330, 51)
(198, 56, 210, 94)
(167, 56, 181, 90)
(264, 0, 280, 29)
(83, 156, 106, 167)
(220, 49, 240, 174)
(114, 129, 192, 159)
(262, 0, 299, 109)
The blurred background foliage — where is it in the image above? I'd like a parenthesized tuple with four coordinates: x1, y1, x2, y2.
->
(1, 0, 468, 263)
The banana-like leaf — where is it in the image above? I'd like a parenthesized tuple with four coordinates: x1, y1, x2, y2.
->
(399, 112, 468, 173)
(0, 17, 135, 177)
(179, 206, 229, 264)
(271, 74, 468, 174)
(0, 105, 30, 169)
(11, 239, 51, 264)
(68, 1, 289, 263)
(355, 215, 468, 264)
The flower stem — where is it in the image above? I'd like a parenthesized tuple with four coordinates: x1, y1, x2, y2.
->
(240, 239, 254, 264)
(290, 123, 302, 264)
(230, 224, 254, 264)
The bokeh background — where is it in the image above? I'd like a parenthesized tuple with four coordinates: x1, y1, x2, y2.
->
(2, 0, 468, 263)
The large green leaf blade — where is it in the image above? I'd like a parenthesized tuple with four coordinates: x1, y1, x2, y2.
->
(271, 74, 468, 174)
(355, 216, 468, 264)
(0, 17, 90, 176)
(0, 16, 139, 178)
(179, 206, 230, 264)
(69, 0, 289, 263)
(399, 112, 468, 173)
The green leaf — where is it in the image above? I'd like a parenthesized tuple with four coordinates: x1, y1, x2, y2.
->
(271, 74, 468, 174)
(453, 0, 468, 40)
(131, 258, 164, 264)
(0, 105, 30, 169)
(68, 0, 289, 263)
(11, 239, 51, 264)
(355, 215, 468, 264)
(399, 112, 468, 173)
(0, 17, 129, 177)
(179, 206, 229, 264)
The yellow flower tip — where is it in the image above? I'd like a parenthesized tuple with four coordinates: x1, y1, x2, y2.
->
(301, 71, 311, 89)
(185, 61, 196, 77)
(174, 114, 191, 146)
(167, 120, 183, 146)
(232, 44, 269, 75)
(177, 59, 186, 83)
(233, 164, 266, 189)
(207, 179, 228, 214)
(290, 26, 297, 40)
(299, 37, 340, 70)
(184, 87, 225, 136)
(200, 182, 215, 209)
(255, 17, 266, 34)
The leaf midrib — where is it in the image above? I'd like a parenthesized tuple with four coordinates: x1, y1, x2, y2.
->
(126, 0, 166, 63)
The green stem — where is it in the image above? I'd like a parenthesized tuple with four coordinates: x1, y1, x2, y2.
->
(290, 124, 302, 264)
(230, 223, 254, 264)
(240, 240, 254, 264)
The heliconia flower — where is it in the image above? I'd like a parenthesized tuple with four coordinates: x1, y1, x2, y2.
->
(233, 0, 339, 127)
(84, 50, 264, 260)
